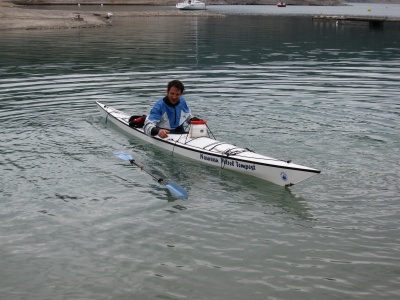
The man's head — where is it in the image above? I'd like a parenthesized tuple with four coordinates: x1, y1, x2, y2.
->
(167, 80, 185, 105)
(167, 80, 185, 93)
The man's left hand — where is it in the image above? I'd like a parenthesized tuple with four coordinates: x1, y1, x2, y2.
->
(158, 129, 170, 138)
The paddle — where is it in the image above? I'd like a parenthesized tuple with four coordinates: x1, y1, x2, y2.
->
(114, 152, 189, 200)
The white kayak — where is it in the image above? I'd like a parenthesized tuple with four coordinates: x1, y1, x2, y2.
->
(96, 102, 320, 186)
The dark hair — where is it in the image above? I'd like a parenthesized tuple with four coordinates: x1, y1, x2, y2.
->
(167, 80, 185, 93)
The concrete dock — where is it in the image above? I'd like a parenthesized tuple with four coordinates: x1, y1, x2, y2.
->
(312, 15, 400, 27)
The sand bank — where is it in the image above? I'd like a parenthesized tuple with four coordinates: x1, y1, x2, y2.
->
(0, 3, 223, 31)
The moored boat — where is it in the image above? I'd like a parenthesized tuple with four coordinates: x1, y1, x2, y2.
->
(277, 2, 287, 7)
(176, 0, 206, 11)
(96, 102, 320, 186)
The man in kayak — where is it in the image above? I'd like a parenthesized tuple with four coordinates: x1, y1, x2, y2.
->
(144, 80, 193, 138)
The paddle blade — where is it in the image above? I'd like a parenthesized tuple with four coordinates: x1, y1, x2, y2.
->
(114, 152, 133, 161)
(166, 182, 189, 200)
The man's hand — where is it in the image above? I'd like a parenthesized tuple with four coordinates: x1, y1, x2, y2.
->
(158, 129, 170, 138)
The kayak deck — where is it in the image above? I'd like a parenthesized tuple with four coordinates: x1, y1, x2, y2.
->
(96, 101, 320, 186)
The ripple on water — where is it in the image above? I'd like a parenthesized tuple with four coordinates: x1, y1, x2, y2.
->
(1, 12, 400, 299)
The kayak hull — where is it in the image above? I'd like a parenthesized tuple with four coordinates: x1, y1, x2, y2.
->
(96, 102, 320, 186)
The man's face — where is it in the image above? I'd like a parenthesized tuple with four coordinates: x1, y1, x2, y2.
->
(167, 86, 182, 105)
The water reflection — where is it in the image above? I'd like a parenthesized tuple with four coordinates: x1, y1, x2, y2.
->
(131, 143, 314, 220)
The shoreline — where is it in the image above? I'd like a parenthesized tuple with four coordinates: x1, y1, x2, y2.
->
(0, 6, 108, 30)
(1, 2, 395, 31)
(0, 3, 224, 31)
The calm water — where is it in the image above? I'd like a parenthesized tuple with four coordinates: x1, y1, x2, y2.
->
(1, 4, 399, 300)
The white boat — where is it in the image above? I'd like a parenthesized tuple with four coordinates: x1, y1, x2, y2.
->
(176, 0, 206, 11)
(96, 102, 320, 186)
(277, 2, 286, 7)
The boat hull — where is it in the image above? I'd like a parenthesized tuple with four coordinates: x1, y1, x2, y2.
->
(176, 3, 206, 10)
(96, 102, 320, 186)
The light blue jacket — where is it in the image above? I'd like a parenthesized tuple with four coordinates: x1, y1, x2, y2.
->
(144, 96, 192, 136)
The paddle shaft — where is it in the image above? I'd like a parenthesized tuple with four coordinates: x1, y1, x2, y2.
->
(129, 159, 164, 184)
(113, 152, 188, 199)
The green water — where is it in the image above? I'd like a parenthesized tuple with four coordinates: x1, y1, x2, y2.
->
(1, 5, 399, 300)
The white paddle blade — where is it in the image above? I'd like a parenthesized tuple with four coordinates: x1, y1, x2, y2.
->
(114, 152, 133, 161)
(166, 182, 189, 200)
